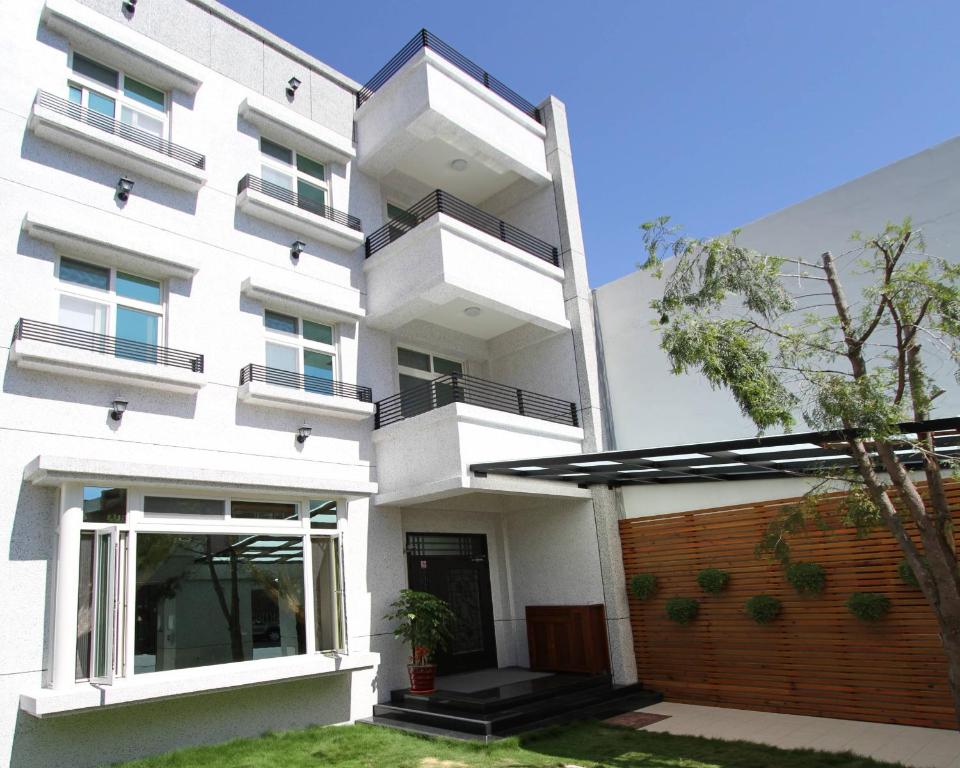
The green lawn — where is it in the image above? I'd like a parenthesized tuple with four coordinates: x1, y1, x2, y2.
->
(116, 720, 906, 768)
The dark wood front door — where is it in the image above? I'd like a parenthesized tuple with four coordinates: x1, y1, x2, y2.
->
(405, 533, 498, 674)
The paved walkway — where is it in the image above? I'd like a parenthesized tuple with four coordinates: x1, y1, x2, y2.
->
(634, 702, 960, 768)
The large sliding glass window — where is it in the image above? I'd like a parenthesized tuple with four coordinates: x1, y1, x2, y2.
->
(74, 489, 345, 683)
(397, 347, 464, 416)
(57, 257, 163, 360)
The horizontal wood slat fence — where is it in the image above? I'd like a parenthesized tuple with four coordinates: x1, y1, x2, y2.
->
(619, 482, 960, 729)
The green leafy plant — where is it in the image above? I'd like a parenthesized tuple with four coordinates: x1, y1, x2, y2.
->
(785, 562, 827, 596)
(383, 589, 456, 665)
(847, 592, 891, 622)
(696, 568, 730, 594)
(629, 573, 659, 601)
(745, 595, 782, 624)
(665, 597, 700, 625)
(898, 558, 922, 589)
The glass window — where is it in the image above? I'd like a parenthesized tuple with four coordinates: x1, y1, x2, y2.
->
(296, 155, 325, 181)
(68, 85, 82, 104)
(120, 105, 164, 137)
(115, 307, 159, 362)
(72, 53, 119, 89)
(297, 179, 325, 212)
(312, 538, 344, 651)
(231, 501, 299, 521)
(123, 77, 164, 111)
(116, 272, 162, 304)
(260, 137, 292, 164)
(266, 342, 298, 373)
(86, 91, 116, 118)
(259, 138, 330, 210)
(76, 532, 94, 680)
(303, 350, 333, 393)
(58, 295, 107, 334)
(433, 356, 463, 375)
(82, 487, 127, 523)
(261, 164, 293, 191)
(134, 533, 306, 673)
(265, 310, 298, 335)
(60, 257, 110, 291)
(143, 497, 225, 516)
(303, 320, 333, 345)
(397, 348, 431, 372)
(307, 500, 338, 529)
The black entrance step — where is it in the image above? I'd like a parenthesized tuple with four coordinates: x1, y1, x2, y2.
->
(365, 678, 663, 742)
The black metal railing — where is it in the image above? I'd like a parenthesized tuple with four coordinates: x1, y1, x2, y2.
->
(35, 90, 206, 169)
(356, 29, 542, 124)
(240, 363, 372, 402)
(13, 318, 204, 372)
(374, 372, 578, 429)
(238, 174, 362, 232)
(365, 189, 560, 266)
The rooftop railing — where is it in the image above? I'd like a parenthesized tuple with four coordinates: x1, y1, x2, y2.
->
(239, 363, 373, 403)
(35, 90, 206, 169)
(374, 372, 578, 429)
(13, 318, 204, 372)
(356, 29, 542, 124)
(365, 189, 560, 266)
(238, 174, 362, 232)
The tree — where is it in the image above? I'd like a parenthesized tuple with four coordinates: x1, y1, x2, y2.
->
(640, 217, 960, 723)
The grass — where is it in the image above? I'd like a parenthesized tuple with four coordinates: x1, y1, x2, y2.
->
(116, 719, 907, 768)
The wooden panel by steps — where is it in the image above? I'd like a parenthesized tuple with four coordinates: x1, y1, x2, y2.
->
(619, 481, 960, 729)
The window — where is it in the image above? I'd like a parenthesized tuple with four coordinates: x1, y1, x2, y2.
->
(68, 53, 167, 139)
(71, 488, 345, 683)
(397, 347, 464, 416)
(259, 138, 329, 213)
(57, 257, 164, 362)
(263, 310, 337, 393)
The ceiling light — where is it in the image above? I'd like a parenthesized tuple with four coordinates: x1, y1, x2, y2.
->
(571, 460, 621, 468)
(513, 466, 546, 472)
(450, 158, 468, 172)
(463, 306, 482, 317)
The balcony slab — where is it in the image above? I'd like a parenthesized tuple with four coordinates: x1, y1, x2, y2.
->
(237, 187, 364, 251)
(238, 380, 374, 420)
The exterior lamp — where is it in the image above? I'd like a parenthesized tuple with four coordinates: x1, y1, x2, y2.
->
(290, 240, 306, 261)
(116, 177, 134, 201)
(296, 425, 312, 444)
(286, 77, 302, 98)
(110, 399, 128, 422)
(122, 0, 137, 13)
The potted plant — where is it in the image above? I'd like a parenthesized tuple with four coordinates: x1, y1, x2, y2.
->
(384, 589, 456, 694)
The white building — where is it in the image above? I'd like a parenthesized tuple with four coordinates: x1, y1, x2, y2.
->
(0, 2, 636, 765)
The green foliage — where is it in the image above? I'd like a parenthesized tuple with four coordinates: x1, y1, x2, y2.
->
(898, 558, 923, 589)
(383, 589, 456, 664)
(665, 597, 700, 625)
(847, 592, 891, 622)
(630, 573, 659, 601)
(756, 496, 825, 564)
(696, 568, 730, 594)
(745, 595, 783, 624)
(785, 562, 827, 596)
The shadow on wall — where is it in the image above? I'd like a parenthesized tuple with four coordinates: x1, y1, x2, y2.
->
(9, 673, 354, 768)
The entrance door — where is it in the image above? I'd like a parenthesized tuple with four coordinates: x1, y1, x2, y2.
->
(405, 533, 498, 674)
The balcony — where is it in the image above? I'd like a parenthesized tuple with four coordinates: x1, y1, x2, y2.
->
(237, 364, 375, 421)
(363, 191, 568, 338)
(372, 373, 585, 506)
(354, 30, 551, 203)
(236, 175, 364, 251)
(28, 91, 207, 192)
(10, 319, 205, 394)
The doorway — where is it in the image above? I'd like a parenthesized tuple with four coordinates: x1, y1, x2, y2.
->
(405, 533, 498, 674)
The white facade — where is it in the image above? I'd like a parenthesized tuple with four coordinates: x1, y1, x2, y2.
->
(0, 2, 624, 766)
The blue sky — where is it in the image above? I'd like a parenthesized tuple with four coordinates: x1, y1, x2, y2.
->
(222, 0, 960, 287)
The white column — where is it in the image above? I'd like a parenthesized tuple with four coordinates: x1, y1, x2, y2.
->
(52, 484, 83, 689)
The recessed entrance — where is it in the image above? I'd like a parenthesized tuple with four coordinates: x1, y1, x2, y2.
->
(405, 532, 497, 674)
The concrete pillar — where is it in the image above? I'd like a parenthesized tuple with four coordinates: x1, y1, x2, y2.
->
(52, 484, 83, 689)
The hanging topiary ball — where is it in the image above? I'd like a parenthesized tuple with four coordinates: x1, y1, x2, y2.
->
(785, 562, 826, 596)
(629, 573, 659, 601)
(696, 568, 730, 594)
(665, 597, 700, 625)
(847, 592, 891, 622)
(745, 594, 782, 624)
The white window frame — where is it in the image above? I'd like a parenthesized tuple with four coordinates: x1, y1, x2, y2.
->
(259, 137, 330, 208)
(396, 344, 464, 389)
(264, 310, 339, 382)
(66, 51, 169, 140)
(72, 486, 347, 686)
(56, 255, 166, 345)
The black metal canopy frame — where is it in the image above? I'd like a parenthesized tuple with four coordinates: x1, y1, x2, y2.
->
(470, 417, 960, 488)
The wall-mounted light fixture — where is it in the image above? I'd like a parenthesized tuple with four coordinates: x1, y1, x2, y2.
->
(286, 77, 302, 98)
(110, 399, 128, 422)
(116, 177, 134, 201)
(122, 0, 137, 14)
(296, 425, 312, 444)
(290, 240, 306, 261)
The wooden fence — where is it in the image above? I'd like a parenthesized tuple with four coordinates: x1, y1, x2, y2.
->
(619, 482, 960, 729)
